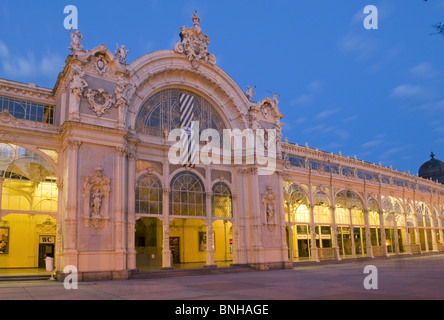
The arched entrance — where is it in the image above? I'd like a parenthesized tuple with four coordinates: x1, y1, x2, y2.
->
(212, 182, 233, 266)
(335, 190, 365, 258)
(0, 143, 58, 273)
(169, 171, 207, 268)
(132, 84, 241, 271)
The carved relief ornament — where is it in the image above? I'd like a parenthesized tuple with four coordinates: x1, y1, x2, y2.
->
(263, 187, 277, 232)
(85, 87, 115, 117)
(83, 166, 111, 229)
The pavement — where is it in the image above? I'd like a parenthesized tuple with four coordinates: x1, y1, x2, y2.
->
(1, 254, 444, 300)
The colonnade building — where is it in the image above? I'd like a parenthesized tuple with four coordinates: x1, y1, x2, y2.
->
(0, 14, 443, 281)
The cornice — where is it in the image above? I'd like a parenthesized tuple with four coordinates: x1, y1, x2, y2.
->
(0, 78, 55, 105)
(282, 142, 444, 193)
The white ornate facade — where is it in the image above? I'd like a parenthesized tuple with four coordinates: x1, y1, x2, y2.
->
(0, 13, 443, 281)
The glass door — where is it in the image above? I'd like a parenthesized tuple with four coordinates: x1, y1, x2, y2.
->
(337, 226, 352, 256)
(296, 224, 311, 259)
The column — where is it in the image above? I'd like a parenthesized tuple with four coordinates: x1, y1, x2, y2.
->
(126, 151, 137, 270)
(286, 202, 294, 263)
(250, 168, 265, 266)
(62, 140, 81, 269)
(438, 207, 444, 251)
(379, 210, 389, 257)
(406, 219, 413, 255)
(161, 198, 172, 270)
(413, 199, 422, 254)
(431, 202, 439, 252)
(114, 147, 128, 270)
(233, 169, 247, 265)
(309, 204, 319, 262)
(205, 191, 216, 268)
(55, 181, 63, 273)
(276, 173, 290, 266)
(330, 205, 341, 261)
(161, 159, 172, 269)
(394, 212, 399, 255)
(349, 208, 356, 258)
(230, 191, 240, 266)
(363, 209, 373, 258)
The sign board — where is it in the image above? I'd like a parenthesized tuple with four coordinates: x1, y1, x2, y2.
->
(39, 236, 55, 244)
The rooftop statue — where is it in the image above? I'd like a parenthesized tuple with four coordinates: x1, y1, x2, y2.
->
(174, 11, 216, 68)
(68, 28, 85, 55)
(245, 85, 256, 101)
(115, 43, 131, 64)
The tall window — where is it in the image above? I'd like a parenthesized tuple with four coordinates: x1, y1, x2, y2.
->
(170, 172, 206, 217)
(212, 183, 232, 218)
(136, 174, 162, 215)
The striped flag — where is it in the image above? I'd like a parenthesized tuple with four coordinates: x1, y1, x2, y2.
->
(179, 93, 196, 167)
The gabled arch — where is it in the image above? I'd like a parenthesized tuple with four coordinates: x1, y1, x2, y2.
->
(128, 51, 251, 132)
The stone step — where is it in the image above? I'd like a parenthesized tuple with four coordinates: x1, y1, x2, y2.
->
(0, 275, 51, 282)
(130, 266, 255, 280)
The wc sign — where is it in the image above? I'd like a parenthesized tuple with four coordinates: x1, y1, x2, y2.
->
(39, 236, 55, 244)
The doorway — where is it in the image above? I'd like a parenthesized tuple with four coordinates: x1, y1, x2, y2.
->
(353, 227, 367, 255)
(38, 243, 54, 268)
(169, 237, 180, 264)
(337, 226, 352, 256)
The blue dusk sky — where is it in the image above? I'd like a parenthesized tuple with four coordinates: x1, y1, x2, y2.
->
(1, 0, 444, 175)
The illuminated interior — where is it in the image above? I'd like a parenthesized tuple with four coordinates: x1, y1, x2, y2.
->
(283, 181, 441, 261)
(135, 175, 234, 270)
(0, 143, 57, 270)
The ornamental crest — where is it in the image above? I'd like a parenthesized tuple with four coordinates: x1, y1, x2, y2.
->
(174, 11, 216, 68)
(85, 87, 115, 117)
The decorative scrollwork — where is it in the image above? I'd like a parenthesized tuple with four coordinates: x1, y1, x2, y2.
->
(85, 87, 115, 117)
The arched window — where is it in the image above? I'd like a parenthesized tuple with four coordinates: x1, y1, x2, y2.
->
(136, 174, 162, 215)
(335, 190, 363, 225)
(284, 183, 309, 223)
(212, 182, 232, 218)
(170, 171, 205, 217)
(368, 198, 380, 225)
(406, 203, 416, 227)
(416, 202, 431, 227)
(383, 196, 402, 227)
(0, 143, 57, 212)
(136, 89, 226, 137)
(313, 192, 331, 224)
